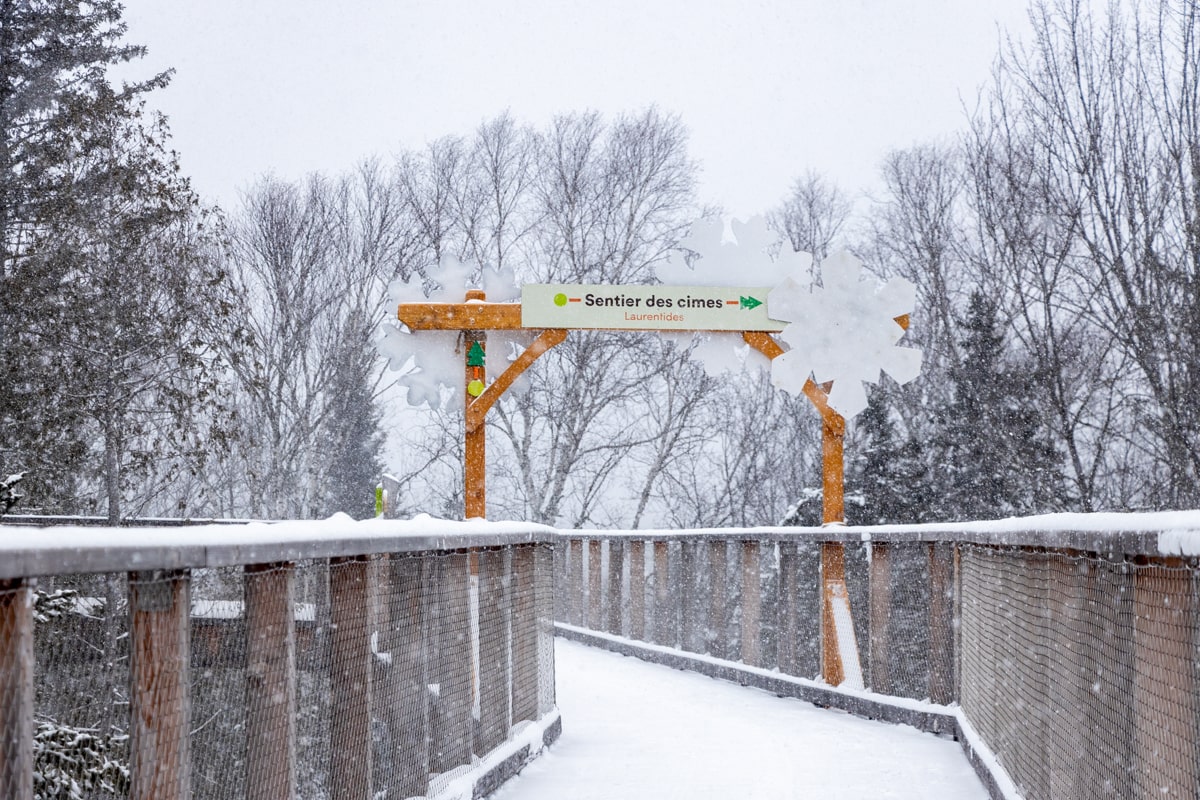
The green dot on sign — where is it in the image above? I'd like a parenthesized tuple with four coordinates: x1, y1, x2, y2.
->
(553, 293, 567, 307)
(467, 379, 485, 397)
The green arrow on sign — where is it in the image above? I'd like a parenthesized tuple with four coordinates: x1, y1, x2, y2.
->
(467, 341, 486, 367)
(740, 295, 763, 310)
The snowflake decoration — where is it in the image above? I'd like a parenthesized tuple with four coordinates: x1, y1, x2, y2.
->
(767, 250, 921, 417)
(658, 216, 809, 377)
(377, 256, 528, 410)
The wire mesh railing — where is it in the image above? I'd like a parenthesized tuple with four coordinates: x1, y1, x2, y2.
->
(0, 522, 558, 800)
(557, 526, 1200, 800)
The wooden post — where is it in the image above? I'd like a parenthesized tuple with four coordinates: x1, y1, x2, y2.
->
(628, 540, 646, 641)
(464, 290, 487, 519)
(821, 409, 846, 525)
(534, 543, 557, 716)
(587, 540, 602, 630)
(606, 539, 623, 636)
(477, 548, 511, 753)
(707, 540, 728, 659)
(552, 539, 567, 622)
(777, 544, 799, 675)
(680, 541, 700, 652)
(1133, 562, 1197, 798)
(868, 542, 891, 694)
(430, 551, 473, 772)
(741, 541, 761, 666)
(652, 542, 672, 646)
(0, 579, 33, 800)
(820, 543, 846, 686)
(928, 542, 955, 705)
(129, 569, 191, 800)
(329, 557, 372, 800)
(511, 545, 539, 724)
(386, 553, 431, 798)
(245, 563, 297, 800)
(568, 538, 584, 626)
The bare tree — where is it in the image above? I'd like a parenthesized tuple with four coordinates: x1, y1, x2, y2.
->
(969, 0, 1200, 507)
(490, 109, 699, 526)
(768, 170, 853, 264)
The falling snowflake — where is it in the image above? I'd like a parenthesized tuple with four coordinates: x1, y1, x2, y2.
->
(767, 250, 921, 417)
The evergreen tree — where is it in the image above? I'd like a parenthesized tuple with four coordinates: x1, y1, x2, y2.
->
(929, 291, 1063, 521)
(317, 343, 385, 519)
(849, 388, 931, 524)
(0, 2, 224, 517)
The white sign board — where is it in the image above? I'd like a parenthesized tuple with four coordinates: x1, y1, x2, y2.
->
(521, 284, 786, 332)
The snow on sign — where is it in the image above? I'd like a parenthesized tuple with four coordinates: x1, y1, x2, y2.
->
(521, 284, 787, 332)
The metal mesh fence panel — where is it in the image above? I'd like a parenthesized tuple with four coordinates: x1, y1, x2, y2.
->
(862, 543, 933, 699)
(960, 545, 1199, 800)
(10, 536, 556, 800)
(191, 566, 248, 800)
(33, 573, 132, 800)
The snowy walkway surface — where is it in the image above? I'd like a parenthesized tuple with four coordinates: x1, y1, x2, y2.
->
(495, 638, 989, 800)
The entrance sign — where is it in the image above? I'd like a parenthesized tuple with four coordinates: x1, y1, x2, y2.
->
(387, 232, 921, 693)
(522, 284, 785, 332)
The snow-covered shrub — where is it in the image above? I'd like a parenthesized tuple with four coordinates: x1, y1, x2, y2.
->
(33, 718, 129, 800)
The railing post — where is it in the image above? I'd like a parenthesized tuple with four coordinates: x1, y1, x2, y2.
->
(535, 543, 557, 716)
(553, 538, 567, 622)
(868, 542, 891, 694)
(511, 544, 539, 724)
(928, 542, 955, 705)
(430, 551, 473, 773)
(606, 539, 623, 636)
(245, 563, 297, 800)
(384, 552, 431, 798)
(587, 539, 602, 629)
(330, 556, 373, 800)
(129, 569, 191, 800)
(652, 542, 673, 646)
(628, 540, 646, 641)
(777, 544, 798, 675)
(0, 579, 33, 800)
(707, 540, 728, 659)
(741, 541, 761, 666)
(478, 548, 511, 753)
(1133, 562, 1198, 798)
(680, 540, 700, 652)
(568, 538, 584, 626)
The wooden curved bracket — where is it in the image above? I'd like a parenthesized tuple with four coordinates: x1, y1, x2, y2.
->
(466, 329, 569, 432)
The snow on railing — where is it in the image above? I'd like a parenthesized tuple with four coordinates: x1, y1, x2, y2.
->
(0, 516, 559, 800)
(555, 512, 1200, 800)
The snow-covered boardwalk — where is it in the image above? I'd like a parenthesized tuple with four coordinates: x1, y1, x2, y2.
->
(496, 639, 988, 800)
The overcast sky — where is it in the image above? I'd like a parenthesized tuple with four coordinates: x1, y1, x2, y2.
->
(116, 0, 1032, 219)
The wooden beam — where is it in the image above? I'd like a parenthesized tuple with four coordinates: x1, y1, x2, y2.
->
(398, 302, 523, 331)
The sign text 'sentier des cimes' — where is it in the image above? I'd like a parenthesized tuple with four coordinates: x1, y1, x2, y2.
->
(520, 284, 786, 332)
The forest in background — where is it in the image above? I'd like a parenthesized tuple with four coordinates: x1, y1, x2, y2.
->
(1, 0, 1198, 526)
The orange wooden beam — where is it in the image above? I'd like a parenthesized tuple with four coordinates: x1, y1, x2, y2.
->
(399, 302, 524, 331)
(466, 328, 569, 432)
